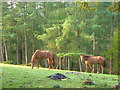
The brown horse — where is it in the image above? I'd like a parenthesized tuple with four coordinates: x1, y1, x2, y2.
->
(31, 50, 55, 69)
(80, 54, 106, 74)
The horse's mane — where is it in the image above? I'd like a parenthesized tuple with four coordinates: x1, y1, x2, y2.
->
(82, 55, 91, 59)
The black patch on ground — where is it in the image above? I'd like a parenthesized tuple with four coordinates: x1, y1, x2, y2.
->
(47, 73, 68, 80)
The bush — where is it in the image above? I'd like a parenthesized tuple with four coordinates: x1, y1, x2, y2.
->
(4, 61, 13, 64)
(26, 63, 31, 66)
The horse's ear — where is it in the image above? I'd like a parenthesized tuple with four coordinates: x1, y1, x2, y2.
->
(80, 54, 83, 56)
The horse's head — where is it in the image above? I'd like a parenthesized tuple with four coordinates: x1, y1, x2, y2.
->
(80, 54, 84, 62)
(80, 54, 88, 62)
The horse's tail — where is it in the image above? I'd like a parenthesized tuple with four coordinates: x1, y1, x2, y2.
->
(103, 60, 106, 67)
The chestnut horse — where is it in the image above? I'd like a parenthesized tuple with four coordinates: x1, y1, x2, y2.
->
(31, 50, 55, 69)
(80, 54, 106, 74)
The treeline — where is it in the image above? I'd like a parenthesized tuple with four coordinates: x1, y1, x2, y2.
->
(1, 2, 119, 74)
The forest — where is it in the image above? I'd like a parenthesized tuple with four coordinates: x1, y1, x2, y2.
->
(1, 1, 119, 74)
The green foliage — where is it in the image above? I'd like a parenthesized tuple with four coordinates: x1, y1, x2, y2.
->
(103, 29, 119, 74)
(108, 2, 119, 12)
(76, 2, 97, 12)
(57, 52, 92, 58)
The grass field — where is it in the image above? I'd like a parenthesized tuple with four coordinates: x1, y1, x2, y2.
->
(1, 63, 119, 88)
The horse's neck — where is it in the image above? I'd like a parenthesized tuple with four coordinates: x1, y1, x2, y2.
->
(84, 56, 90, 60)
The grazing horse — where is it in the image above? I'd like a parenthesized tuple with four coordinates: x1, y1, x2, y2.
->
(31, 50, 55, 69)
(80, 54, 106, 74)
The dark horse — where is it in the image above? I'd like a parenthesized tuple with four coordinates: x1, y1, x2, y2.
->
(31, 50, 55, 69)
(80, 54, 106, 74)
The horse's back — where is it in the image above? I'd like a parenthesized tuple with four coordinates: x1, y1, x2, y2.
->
(46, 51, 54, 58)
(32, 50, 54, 59)
(88, 56, 105, 64)
(88, 56, 99, 64)
(39, 50, 54, 59)
(33, 50, 47, 59)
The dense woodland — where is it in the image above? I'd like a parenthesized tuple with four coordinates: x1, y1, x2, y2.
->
(1, 2, 119, 74)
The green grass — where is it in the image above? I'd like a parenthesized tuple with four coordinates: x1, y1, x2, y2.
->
(1, 63, 119, 88)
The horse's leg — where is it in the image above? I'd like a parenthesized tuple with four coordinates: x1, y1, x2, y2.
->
(31, 60, 34, 69)
(47, 59, 50, 69)
(52, 62, 54, 69)
(89, 64, 93, 73)
(36, 60, 40, 69)
(93, 64, 95, 73)
(85, 61, 88, 72)
(101, 65, 104, 74)
(91, 64, 94, 73)
(85, 63, 88, 72)
(88, 64, 92, 73)
(49, 59, 53, 69)
(97, 64, 99, 74)
(97, 65, 101, 73)
(50, 58, 54, 69)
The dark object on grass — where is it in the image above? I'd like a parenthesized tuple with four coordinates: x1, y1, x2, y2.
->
(54, 84, 62, 88)
(65, 72, 83, 75)
(89, 74, 92, 76)
(112, 79, 118, 81)
(112, 82, 120, 88)
(47, 73, 67, 80)
(82, 79, 96, 85)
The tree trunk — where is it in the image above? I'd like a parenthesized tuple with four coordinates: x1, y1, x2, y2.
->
(93, 33, 96, 55)
(22, 42, 25, 64)
(59, 57, 62, 70)
(109, 2, 114, 75)
(1, 41, 4, 62)
(32, 17, 35, 53)
(3, 40, 8, 61)
(118, 1, 120, 75)
(65, 56, 67, 70)
(79, 58, 82, 72)
(25, 31, 28, 64)
(16, 33, 19, 64)
(32, 36, 35, 53)
(109, 58, 113, 75)
(24, 3, 28, 64)
(63, 57, 66, 70)
(68, 56, 70, 70)
(66, 56, 68, 70)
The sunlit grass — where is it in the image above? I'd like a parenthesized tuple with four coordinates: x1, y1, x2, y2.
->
(1, 63, 119, 88)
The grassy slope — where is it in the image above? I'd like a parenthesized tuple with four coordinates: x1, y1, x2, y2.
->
(1, 63, 119, 88)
